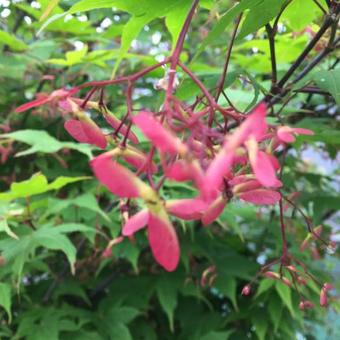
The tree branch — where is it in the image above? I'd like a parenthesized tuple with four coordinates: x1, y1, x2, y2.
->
(266, 24, 278, 90)
(277, 6, 339, 88)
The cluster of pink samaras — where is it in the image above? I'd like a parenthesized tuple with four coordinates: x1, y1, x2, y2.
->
(16, 88, 313, 271)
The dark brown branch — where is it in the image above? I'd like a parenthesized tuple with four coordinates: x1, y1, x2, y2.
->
(312, 0, 328, 14)
(277, 7, 339, 88)
(294, 86, 330, 95)
(266, 24, 278, 90)
(293, 46, 338, 84)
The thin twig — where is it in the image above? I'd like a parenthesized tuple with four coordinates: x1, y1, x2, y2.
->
(279, 199, 288, 263)
(215, 13, 243, 101)
(165, 0, 199, 108)
(312, 0, 328, 14)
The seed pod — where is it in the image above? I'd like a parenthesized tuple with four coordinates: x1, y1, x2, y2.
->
(281, 277, 292, 287)
(285, 265, 297, 273)
(263, 271, 280, 279)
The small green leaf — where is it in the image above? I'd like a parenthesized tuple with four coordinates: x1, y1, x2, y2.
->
(281, 0, 325, 31)
(255, 279, 275, 298)
(165, 1, 192, 45)
(9, 173, 48, 198)
(252, 314, 268, 340)
(68, 0, 123, 14)
(49, 223, 94, 234)
(0, 173, 89, 201)
(238, 0, 286, 39)
(48, 177, 91, 191)
(54, 280, 91, 305)
(268, 294, 283, 333)
(0, 30, 28, 52)
(0, 219, 18, 239)
(1, 130, 92, 158)
(0, 283, 12, 322)
(214, 277, 238, 311)
(107, 306, 139, 325)
(275, 281, 295, 318)
(106, 323, 132, 340)
(156, 275, 179, 331)
(48, 46, 88, 66)
(313, 69, 340, 105)
(34, 228, 78, 274)
(43, 0, 190, 75)
(46, 194, 110, 222)
(40, 0, 60, 21)
(194, 0, 262, 60)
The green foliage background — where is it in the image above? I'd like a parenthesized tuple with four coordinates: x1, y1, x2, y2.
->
(0, 0, 339, 339)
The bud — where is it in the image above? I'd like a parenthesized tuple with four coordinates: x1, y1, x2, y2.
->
(281, 277, 292, 287)
(299, 300, 314, 310)
(320, 288, 328, 307)
(263, 271, 280, 280)
(241, 285, 251, 296)
(285, 265, 297, 273)
(102, 247, 112, 258)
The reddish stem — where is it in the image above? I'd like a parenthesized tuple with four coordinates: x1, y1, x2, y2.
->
(279, 199, 288, 263)
(215, 14, 243, 102)
(165, 0, 199, 108)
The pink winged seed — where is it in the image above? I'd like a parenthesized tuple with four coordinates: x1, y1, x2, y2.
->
(133, 111, 186, 155)
(166, 198, 207, 220)
(64, 119, 89, 143)
(252, 150, 279, 187)
(239, 189, 281, 205)
(90, 154, 143, 198)
(64, 118, 107, 149)
(15, 96, 51, 113)
(202, 196, 228, 226)
(123, 152, 158, 174)
(277, 126, 314, 143)
(166, 160, 193, 182)
(205, 103, 268, 194)
(166, 160, 205, 194)
(15, 88, 79, 113)
(147, 213, 180, 272)
(122, 209, 149, 236)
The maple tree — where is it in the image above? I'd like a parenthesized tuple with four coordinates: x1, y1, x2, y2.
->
(0, 0, 339, 339)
